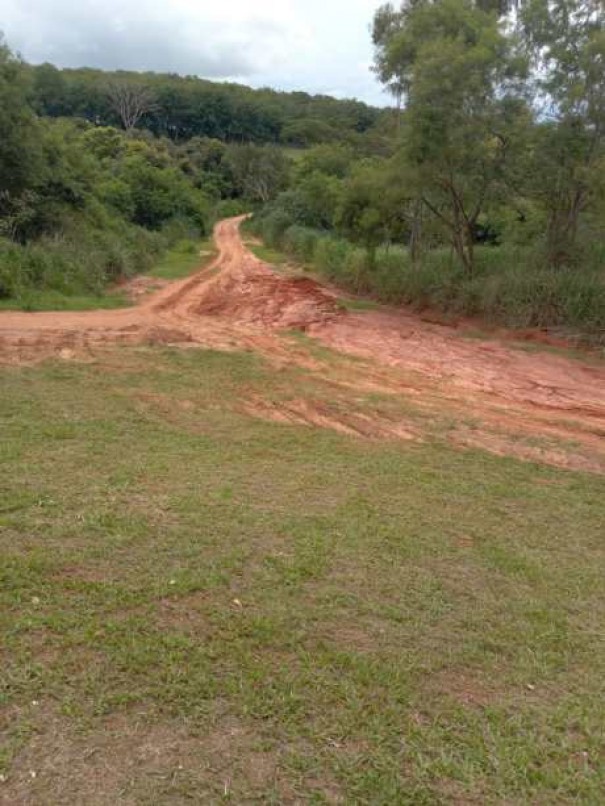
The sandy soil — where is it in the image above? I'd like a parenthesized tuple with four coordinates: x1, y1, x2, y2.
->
(1, 215, 603, 470)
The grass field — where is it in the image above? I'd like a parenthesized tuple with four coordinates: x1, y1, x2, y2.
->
(1, 345, 603, 803)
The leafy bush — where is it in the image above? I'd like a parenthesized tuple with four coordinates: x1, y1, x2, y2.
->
(313, 237, 352, 281)
(214, 199, 250, 219)
(253, 218, 605, 343)
(0, 218, 165, 301)
(282, 226, 321, 263)
(256, 210, 294, 248)
(0, 108, 213, 304)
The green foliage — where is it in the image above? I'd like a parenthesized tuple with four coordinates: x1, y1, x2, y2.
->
(282, 226, 323, 263)
(148, 238, 216, 280)
(227, 144, 289, 203)
(281, 118, 338, 146)
(213, 198, 250, 218)
(247, 0, 604, 342)
(518, 0, 604, 265)
(0, 40, 227, 304)
(119, 156, 210, 230)
(0, 218, 165, 302)
(252, 207, 605, 342)
(1, 4, 603, 335)
(376, 0, 527, 272)
(0, 38, 43, 200)
(294, 144, 355, 179)
(29, 64, 380, 145)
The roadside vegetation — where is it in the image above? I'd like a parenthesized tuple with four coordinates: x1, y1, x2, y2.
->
(148, 238, 216, 281)
(0, 39, 289, 309)
(1, 0, 603, 339)
(1, 346, 603, 801)
(250, 0, 605, 343)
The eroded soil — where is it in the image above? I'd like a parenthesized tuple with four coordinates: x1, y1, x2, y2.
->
(0, 215, 603, 471)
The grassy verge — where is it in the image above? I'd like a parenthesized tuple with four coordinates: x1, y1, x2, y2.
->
(250, 217, 605, 346)
(0, 290, 130, 312)
(0, 238, 216, 312)
(148, 238, 216, 280)
(246, 240, 290, 270)
(1, 346, 603, 802)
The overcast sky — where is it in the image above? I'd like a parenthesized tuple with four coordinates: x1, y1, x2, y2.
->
(3, 0, 389, 105)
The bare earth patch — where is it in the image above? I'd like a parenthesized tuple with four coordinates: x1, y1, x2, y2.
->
(0, 214, 603, 473)
(1, 707, 286, 805)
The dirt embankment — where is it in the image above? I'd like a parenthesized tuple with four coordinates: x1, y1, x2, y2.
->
(1, 215, 603, 471)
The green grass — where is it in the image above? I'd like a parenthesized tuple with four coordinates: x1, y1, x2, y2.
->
(148, 238, 216, 280)
(338, 297, 381, 312)
(1, 346, 603, 802)
(248, 241, 290, 269)
(0, 239, 216, 312)
(0, 290, 130, 312)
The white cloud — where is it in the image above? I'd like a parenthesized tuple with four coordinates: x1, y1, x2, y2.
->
(2, 0, 387, 104)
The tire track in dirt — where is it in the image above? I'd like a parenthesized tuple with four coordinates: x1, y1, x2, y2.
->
(1, 215, 603, 471)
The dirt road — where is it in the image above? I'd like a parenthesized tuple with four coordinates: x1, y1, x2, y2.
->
(1, 216, 603, 470)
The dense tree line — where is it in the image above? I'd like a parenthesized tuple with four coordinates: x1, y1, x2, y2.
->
(29, 64, 380, 146)
(251, 0, 605, 341)
(1, 0, 603, 341)
(0, 37, 298, 306)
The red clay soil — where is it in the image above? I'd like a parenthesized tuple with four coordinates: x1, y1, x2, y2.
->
(1, 215, 603, 470)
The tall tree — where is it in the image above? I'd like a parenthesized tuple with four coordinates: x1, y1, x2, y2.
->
(520, 0, 604, 265)
(106, 81, 156, 131)
(227, 145, 289, 203)
(0, 37, 41, 197)
(373, 0, 526, 272)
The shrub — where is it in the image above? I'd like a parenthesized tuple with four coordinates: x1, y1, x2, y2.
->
(260, 210, 295, 248)
(214, 199, 250, 219)
(252, 225, 605, 344)
(282, 226, 321, 263)
(343, 246, 372, 293)
(313, 237, 353, 283)
(0, 217, 167, 302)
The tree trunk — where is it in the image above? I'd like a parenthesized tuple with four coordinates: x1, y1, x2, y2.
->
(464, 221, 475, 275)
(452, 226, 474, 275)
(448, 186, 474, 274)
(547, 187, 585, 268)
(409, 199, 423, 267)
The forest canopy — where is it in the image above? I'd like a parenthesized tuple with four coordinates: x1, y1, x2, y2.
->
(29, 64, 380, 145)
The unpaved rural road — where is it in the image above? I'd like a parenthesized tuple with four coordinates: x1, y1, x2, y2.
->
(1, 215, 603, 470)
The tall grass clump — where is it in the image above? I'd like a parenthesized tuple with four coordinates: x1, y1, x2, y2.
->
(0, 221, 166, 303)
(281, 226, 321, 264)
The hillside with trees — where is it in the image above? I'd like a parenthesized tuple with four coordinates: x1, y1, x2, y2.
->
(0, 38, 315, 308)
(1, 0, 603, 341)
(251, 0, 604, 342)
(29, 64, 380, 146)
